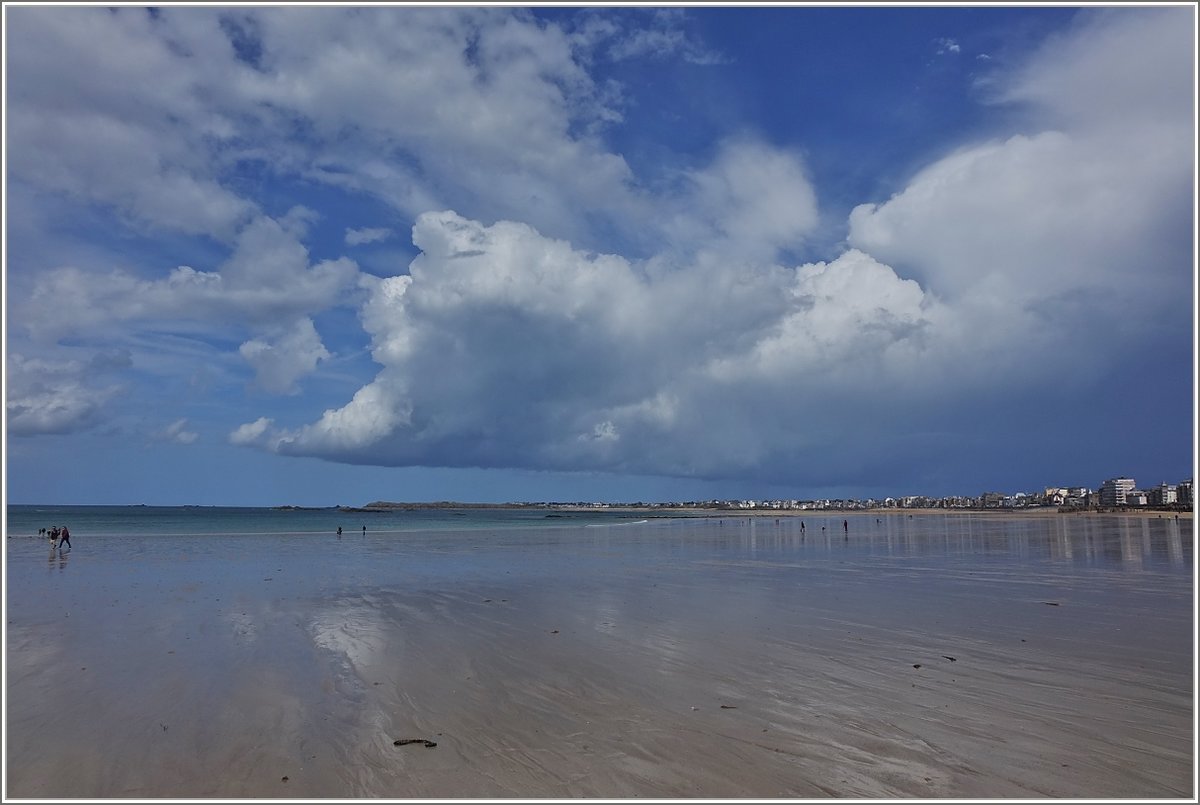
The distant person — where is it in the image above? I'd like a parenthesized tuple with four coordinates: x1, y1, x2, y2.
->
(800, 521, 805, 531)
(48, 527, 59, 550)
(362, 525, 366, 535)
(58, 526, 71, 550)
(843, 520, 848, 533)
(337, 527, 343, 536)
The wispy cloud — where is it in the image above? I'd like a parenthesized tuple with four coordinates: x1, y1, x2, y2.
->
(157, 418, 199, 445)
(5, 352, 128, 436)
(344, 227, 393, 246)
(935, 37, 961, 55)
(604, 9, 729, 65)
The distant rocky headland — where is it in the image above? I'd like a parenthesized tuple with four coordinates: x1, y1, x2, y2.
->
(271, 502, 531, 513)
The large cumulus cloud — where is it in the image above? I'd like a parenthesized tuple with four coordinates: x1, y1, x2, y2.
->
(848, 7, 1193, 345)
(4, 4, 739, 425)
(233, 209, 957, 481)
(232, 7, 1193, 486)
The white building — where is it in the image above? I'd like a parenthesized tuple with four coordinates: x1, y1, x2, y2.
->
(1099, 477, 1136, 507)
(1044, 487, 1069, 505)
(1150, 483, 1177, 506)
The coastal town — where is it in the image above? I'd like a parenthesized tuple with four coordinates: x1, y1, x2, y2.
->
(350, 475, 1194, 515)
(664, 475, 1197, 513)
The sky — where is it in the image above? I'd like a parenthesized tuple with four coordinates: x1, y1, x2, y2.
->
(3, 4, 1196, 507)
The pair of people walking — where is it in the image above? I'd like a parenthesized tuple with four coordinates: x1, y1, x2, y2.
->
(46, 525, 71, 550)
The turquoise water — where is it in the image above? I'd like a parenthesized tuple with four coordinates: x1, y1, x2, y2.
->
(4, 504, 658, 538)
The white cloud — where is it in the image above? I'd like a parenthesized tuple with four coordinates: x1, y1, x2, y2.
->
(3, 6, 652, 253)
(5, 353, 126, 436)
(235, 212, 972, 479)
(229, 417, 275, 447)
(232, 6, 644, 249)
(241, 10, 1194, 489)
(158, 418, 199, 445)
(344, 227, 393, 246)
(668, 137, 820, 260)
(5, 7, 257, 241)
(849, 7, 1193, 351)
(703, 249, 938, 384)
(4, 7, 740, 359)
(990, 7, 1194, 133)
(935, 38, 961, 55)
(8, 7, 1191, 491)
(239, 318, 332, 394)
(605, 10, 728, 65)
(17, 212, 361, 345)
(268, 377, 413, 455)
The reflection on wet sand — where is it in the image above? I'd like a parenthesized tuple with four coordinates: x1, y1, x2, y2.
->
(714, 513, 1190, 571)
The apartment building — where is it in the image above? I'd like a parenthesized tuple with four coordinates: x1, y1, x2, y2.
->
(1099, 477, 1136, 507)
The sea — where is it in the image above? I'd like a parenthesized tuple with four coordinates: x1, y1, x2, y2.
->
(4, 503, 658, 539)
(4, 504, 1193, 578)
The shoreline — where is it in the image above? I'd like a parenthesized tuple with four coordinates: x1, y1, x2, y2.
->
(13, 501, 1193, 520)
(344, 500, 1195, 519)
(530, 505, 1196, 520)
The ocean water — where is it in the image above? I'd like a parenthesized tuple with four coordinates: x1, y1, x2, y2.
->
(5, 505, 1192, 577)
(4, 503, 657, 538)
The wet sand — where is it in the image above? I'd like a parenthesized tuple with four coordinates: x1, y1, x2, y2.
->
(5, 515, 1193, 798)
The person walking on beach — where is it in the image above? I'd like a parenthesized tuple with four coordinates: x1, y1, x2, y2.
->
(843, 520, 848, 533)
(59, 526, 71, 550)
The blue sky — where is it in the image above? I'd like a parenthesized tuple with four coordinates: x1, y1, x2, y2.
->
(3, 4, 1195, 506)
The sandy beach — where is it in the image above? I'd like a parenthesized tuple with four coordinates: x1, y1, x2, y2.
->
(5, 513, 1193, 798)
